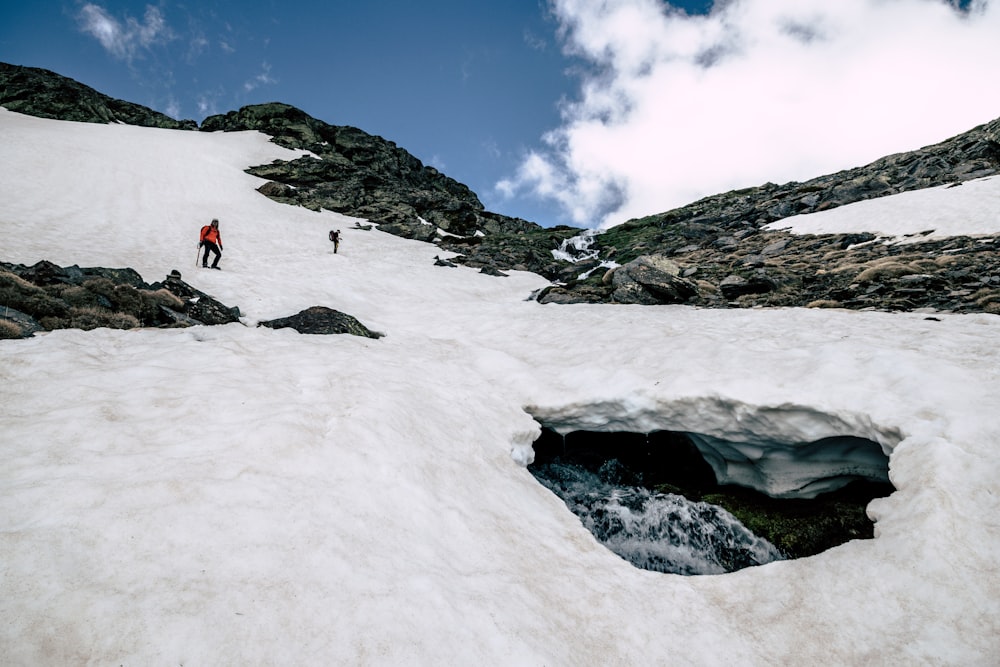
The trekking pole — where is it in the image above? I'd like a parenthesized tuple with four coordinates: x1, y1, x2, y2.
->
(196, 244, 201, 267)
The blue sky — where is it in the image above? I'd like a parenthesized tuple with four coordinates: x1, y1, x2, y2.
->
(2, 1, 998, 229)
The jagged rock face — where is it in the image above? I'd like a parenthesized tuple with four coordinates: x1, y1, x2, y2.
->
(202, 103, 538, 239)
(0, 62, 197, 129)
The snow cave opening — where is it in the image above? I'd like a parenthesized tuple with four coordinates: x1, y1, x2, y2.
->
(527, 426, 894, 576)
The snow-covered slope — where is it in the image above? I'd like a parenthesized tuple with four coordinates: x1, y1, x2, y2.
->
(2, 108, 999, 665)
(766, 174, 1000, 240)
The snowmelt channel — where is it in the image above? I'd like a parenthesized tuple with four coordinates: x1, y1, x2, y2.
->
(522, 400, 897, 575)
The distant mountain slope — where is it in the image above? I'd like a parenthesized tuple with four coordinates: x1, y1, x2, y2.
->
(199, 102, 540, 240)
(3, 61, 998, 314)
(596, 115, 1000, 265)
(0, 62, 542, 240)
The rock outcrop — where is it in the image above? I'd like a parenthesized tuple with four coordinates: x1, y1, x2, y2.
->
(201, 103, 537, 240)
(0, 62, 197, 129)
(0, 261, 239, 337)
(537, 229, 1000, 314)
(609, 255, 699, 305)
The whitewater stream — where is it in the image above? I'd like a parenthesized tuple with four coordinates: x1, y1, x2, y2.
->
(530, 460, 785, 575)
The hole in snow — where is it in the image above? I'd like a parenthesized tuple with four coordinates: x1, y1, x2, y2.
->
(528, 427, 894, 576)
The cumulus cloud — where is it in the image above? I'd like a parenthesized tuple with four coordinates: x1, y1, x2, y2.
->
(77, 3, 175, 62)
(499, 0, 1000, 228)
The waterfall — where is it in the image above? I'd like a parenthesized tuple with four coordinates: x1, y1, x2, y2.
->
(551, 230, 620, 280)
(531, 460, 785, 575)
(552, 230, 600, 262)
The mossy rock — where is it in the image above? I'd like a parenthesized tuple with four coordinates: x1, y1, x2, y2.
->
(701, 481, 893, 558)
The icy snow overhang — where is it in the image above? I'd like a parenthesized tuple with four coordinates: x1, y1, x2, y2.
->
(526, 396, 898, 499)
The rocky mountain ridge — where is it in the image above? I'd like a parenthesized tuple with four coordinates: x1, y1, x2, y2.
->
(200, 103, 539, 239)
(2, 61, 999, 315)
(531, 114, 1000, 310)
(0, 63, 538, 240)
(0, 62, 196, 129)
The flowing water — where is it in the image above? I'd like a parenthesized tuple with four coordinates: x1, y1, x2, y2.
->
(550, 230, 619, 279)
(531, 460, 785, 575)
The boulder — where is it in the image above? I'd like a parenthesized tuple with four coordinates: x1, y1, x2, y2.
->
(152, 272, 241, 326)
(258, 306, 383, 338)
(611, 255, 699, 305)
(719, 273, 778, 300)
(0, 307, 44, 338)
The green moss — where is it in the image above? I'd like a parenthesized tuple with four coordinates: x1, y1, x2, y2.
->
(593, 224, 662, 265)
(700, 481, 892, 558)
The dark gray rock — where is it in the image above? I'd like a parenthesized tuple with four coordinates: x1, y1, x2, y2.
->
(258, 306, 382, 338)
(151, 272, 241, 326)
(0, 307, 44, 338)
(719, 273, 777, 300)
(611, 255, 699, 305)
(0, 261, 243, 331)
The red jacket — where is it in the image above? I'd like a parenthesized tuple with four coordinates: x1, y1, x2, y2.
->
(200, 225, 222, 247)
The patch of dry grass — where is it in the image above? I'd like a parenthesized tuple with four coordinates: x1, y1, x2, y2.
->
(67, 306, 140, 331)
(806, 299, 843, 309)
(0, 319, 23, 339)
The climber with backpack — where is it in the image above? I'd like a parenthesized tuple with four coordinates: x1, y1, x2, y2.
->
(199, 218, 224, 269)
(329, 229, 341, 253)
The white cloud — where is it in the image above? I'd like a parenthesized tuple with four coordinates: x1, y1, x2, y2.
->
(502, 0, 1000, 228)
(187, 34, 210, 62)
(243, 62, 277, 92)
(197, 94, 218, 117)
(77, 3, 175, 62)
(523, 28, 549, 51)
(429, 154, 448, 171)
(164, 95, 181, 120)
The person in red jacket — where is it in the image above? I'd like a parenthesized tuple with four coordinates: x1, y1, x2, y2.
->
(199, 218, 223, 269)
